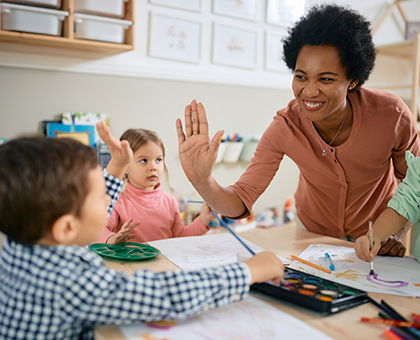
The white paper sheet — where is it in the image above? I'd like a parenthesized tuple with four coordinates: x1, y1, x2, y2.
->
(120, 295, 334, 340)
(148, 233, 289, 271)
(288, 244, 420, 297)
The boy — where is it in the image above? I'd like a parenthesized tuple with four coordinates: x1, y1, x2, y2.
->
(0, 122, 284, 340)
(355, 150, 420, 263)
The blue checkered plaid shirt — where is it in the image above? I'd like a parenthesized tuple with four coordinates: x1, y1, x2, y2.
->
(0, 171, 251, 340)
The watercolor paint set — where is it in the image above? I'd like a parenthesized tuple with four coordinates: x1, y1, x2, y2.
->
(251, 267, 369, 314)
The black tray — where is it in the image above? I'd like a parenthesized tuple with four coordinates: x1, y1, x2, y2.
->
(251, 267, 369, 314)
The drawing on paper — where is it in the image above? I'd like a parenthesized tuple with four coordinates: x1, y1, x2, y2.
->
(288, 244, 420, 297)
(366, 274, 409, 288)
(120, 295, 334, 340)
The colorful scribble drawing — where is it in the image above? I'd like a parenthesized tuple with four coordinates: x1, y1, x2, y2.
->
(288, 244, 420, 297)
(366, 274, 409, 288)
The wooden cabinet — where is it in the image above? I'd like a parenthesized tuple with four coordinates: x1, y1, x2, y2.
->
(372, 0, 420, 122)
(0, 0, 135, 54)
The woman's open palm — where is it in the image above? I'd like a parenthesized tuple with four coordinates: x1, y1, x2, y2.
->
(176, 100, 224, 183)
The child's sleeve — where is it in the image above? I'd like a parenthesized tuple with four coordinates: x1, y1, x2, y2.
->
(102, 169, 123, 217)
(388, 150, 420, 224)
(61, 261, 251, 324)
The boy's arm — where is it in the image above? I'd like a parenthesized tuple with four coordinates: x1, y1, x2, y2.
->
(103, 170, 123, 217)
(62, 252, 283, 324)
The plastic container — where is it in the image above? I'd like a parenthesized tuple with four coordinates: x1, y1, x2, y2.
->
(0, 3, 68, 36)
(215, 142, 228, 163)
(74, 13, 132, 43)
(2, 0, 61, 8)
(74, 0, 128, 18)
(223, 142, 244, 163)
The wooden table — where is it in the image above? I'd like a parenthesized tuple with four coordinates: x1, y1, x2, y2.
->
(95, 222, 419, 340)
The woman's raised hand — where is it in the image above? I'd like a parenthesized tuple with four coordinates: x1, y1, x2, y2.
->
(176, 100, 224, 184)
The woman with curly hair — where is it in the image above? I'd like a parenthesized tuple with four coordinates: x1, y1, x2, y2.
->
(176, 4, 420, 256)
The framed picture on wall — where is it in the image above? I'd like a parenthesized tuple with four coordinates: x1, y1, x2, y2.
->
(266, 0, 307, 27)
(265, 30, 289, 72)
(148, 12, 201, 63)
(213, 0, 260, 21)
(212, 22, 258, 69)
(149, 0, 202, 12)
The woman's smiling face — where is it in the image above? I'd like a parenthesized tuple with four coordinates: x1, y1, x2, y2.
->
(292, 44, 357, 124)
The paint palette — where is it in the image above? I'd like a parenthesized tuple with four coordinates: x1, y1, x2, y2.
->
(88, 242, 161, 260)
(251, 267, 369, 314)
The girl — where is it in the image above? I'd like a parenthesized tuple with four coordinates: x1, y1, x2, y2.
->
(99, 128, 213, 244)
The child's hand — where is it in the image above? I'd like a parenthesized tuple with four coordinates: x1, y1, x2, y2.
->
(199, 202, 214, 226)
(106, 219, 140, 245)
(355, 234, 381, 262)
(96, 121, 133, 179)
(245, 251, 284, 285)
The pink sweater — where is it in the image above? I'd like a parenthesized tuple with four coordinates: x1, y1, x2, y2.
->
(99, 182, 210, 243)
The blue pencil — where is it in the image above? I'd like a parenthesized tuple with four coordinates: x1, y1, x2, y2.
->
(210, 211, 255, 256)
(368, 296, 401, 320)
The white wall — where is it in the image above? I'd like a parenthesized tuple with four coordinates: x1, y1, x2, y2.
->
(0, 0, 419, 218)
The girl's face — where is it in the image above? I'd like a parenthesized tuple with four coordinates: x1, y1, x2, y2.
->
(125, 141, 164, 191)
(292, 44, 357, 124)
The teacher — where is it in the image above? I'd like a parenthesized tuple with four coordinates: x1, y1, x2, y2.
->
(176, 4, 420, 256)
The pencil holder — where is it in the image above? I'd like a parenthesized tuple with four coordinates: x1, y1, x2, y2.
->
(215, 142, 228, 163)
(223, 142, 244, 163)
(239, 140, 259, 162)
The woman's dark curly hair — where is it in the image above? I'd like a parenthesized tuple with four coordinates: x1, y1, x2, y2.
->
(282, 3, 376, 92)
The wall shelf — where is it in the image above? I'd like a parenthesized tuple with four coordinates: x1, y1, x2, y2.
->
(0, 0, 135, 54)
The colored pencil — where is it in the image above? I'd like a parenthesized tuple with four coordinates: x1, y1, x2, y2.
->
(210, 211, 256, 256)
(187, 200, 204, 204)
(390, 327, 420, 340)
(368, 220, 375, 275)
(361, 318, 420, 329)
(381, 300, 420, 339)
(384, 328, 406, 340)
(368, 297, 401, 320)
(290, 255, 332, 274)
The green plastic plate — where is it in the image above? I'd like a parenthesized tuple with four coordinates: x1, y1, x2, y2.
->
(88, 242, 161, 260)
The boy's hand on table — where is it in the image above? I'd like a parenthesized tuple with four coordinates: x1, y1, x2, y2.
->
(96, 121, 133, 179)
(378, 235, 406, 257)
(106, 219, 140, 245)
(245, 251, 284, 285)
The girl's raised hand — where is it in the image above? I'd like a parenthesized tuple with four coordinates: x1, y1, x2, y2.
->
(176, 100, 224, 185)
(106, 219, 140, 245)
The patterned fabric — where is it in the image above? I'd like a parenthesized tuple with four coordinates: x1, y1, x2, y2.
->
(103, 169, 123, 217)
(0, 171, 251, 339)
(0, 241, 250, 340)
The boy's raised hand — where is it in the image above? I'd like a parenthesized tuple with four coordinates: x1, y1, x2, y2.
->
(106, 219, 140, 245)
(96, 121, 133, 179)
(245, 252, 284, 285)
(176, 100, 224, 185)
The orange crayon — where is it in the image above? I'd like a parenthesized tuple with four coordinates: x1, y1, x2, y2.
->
(290, 255, 332, 274)
(361, 317, 420, 329)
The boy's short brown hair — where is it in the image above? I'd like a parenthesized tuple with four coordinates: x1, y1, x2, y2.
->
(0, 137, 98, 245)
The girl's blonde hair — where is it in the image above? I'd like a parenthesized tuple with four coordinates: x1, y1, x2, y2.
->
(120, 128, 169, 189)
